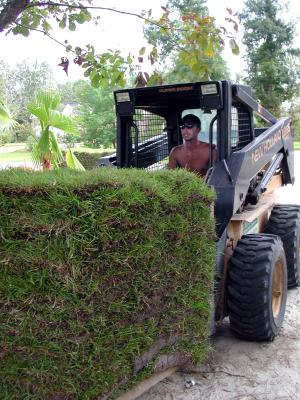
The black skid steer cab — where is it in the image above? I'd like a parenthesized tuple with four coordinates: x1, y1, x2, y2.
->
(99, 80, 300, 342)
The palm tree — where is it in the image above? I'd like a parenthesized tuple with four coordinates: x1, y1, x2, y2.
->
(28, 91, 84, 170)
(0, 100, 19, 132)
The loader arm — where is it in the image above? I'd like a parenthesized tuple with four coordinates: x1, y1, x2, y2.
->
(209, 117, 294, 236)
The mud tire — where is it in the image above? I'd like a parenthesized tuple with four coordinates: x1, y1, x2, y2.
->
(227, 234, 287, 341)
(265, 204, 300, 288)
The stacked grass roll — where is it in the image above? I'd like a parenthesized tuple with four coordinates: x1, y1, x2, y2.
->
(0, 168, 216, 399)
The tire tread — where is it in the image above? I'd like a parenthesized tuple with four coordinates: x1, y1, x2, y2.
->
(227, 233, 287, 341)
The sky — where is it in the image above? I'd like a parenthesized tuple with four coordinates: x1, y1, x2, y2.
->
(0, 0, 299, 83)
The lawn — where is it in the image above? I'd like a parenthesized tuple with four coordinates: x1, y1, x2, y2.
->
(0, 151, 32, 162)
(0, 143, 115, 162)
(74, 146, 115, 154)
(0, 142, 298, 163)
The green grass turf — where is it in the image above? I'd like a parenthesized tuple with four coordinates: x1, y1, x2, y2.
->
(0, 168, 216, 399)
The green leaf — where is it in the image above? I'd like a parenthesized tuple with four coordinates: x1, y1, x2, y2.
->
(91, 74, 100, 88)
(65, 149, 85, 170)
(0, 101, 19, 132)
(146, 73, 163, 86)
(32, 127, 64, 168)
(139, 47, 146, 56)
(27, 105, 48, 127)
(21, 14, 29, 25)
(229, 38, 240, 55)
(48, 112, 77, 134)
(191, 62, 200, 73)
(69, 21, 76, 31)
(31, 128, 51, 166)
(83, 67, 94, 77)
(30, 18, 40, 29)
(42, 20, 51, 32)
(20, 26, 30, 37)
(49, 130, 64, 167)
(76, 11, 91, 24)
(89, 69, 98, 80)
(37, 92, 61, 110)
(59, 15, 67, 29)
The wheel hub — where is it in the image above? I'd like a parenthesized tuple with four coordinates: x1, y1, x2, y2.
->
(272, 259, 284, 318)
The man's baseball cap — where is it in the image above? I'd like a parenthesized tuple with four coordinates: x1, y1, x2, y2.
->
(181, 114, 201, 128)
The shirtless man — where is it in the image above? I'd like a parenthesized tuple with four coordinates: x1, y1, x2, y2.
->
(168, 114, 216, 177)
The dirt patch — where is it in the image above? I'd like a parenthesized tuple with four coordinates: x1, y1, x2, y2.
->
(0, 144, 25, 153)
(138, 288, 300, 400)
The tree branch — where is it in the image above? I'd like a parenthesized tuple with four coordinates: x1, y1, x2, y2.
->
(16, 19, 189, 63)
(0, 0, 175, 35)
(14, 21, 72, 52)
(26, 1, 162, 28)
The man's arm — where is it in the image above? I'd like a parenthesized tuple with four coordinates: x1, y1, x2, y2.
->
(168, 147, 179, 169)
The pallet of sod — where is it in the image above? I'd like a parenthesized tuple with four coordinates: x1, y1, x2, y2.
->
(0, 168, 216, 399)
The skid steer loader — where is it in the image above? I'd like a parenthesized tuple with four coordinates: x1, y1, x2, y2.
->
(100, 80, 300, 341)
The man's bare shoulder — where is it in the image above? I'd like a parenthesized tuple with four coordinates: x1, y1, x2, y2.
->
(170, 144, 185, 151)
(197, 140, 211, 147)
(169, 144, 185, 154)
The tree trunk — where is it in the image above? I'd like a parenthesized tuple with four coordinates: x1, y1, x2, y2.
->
(42, 156, 52, 170)
(0, 0, 30, 32)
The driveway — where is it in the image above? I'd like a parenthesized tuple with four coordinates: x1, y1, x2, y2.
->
(0, 161, 35, 170)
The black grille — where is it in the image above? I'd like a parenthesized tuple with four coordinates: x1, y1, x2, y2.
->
(231, 107, 239, 148)
(231, 105, 252, 152)
(130, 110, 169, 169)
